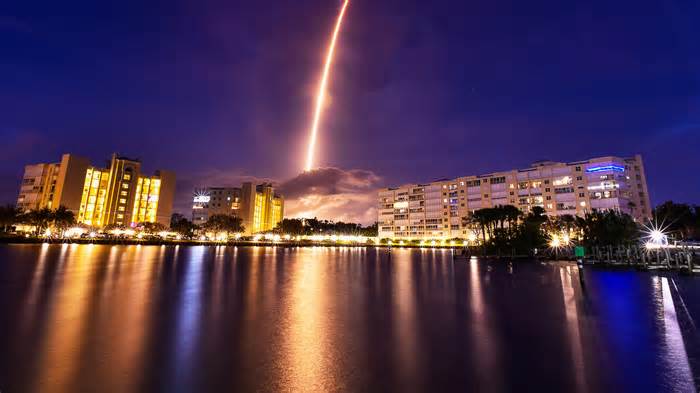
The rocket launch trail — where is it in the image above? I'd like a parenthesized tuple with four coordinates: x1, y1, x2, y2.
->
(304, 0, 350, 172)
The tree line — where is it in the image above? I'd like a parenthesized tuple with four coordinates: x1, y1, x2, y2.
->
(0, 205, 76, 236)
(273, 218, 378, 237)
(459, 201, 700, 255)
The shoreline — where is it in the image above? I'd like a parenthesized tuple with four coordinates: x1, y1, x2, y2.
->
(1, 237, 696, 273)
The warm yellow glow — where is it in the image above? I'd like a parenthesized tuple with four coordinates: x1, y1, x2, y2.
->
(78, 168, 109, 226)
(304, 0, 350, 172)
(131, 177, 160, 225)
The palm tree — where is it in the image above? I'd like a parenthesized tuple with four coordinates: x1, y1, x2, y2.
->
(52, 206, 76, 237)
(0, 205, 21, 232)
(22, 208, 53, 235)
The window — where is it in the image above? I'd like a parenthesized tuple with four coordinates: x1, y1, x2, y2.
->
(546, 196, 552, 201)
(122, 183, 129, 189)
(123, 174, 131, 180)
(579, 193, 585, 198)
(576, 176, 583, 181)
(554, 187, 575, 194)
(575, 166, 581, 171)
(545, 188, 550, 192)
(119, 198, 127, 203)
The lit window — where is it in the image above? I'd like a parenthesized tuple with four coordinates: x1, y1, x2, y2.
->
(123, 174, 131, 180)
(122, 183, 129, 189)
(119, 198, 126, 203)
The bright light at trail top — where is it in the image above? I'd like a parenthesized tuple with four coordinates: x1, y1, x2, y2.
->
(304, 0, 350, 172)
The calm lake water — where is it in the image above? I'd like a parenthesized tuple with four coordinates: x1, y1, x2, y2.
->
(0, 244, 698, 392)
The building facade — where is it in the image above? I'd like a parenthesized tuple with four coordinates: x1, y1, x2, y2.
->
(192, 187, 242, 224)
(191, 182, 283, 235)
(17, 153, 176, 228)
(378, 155, 652, 240)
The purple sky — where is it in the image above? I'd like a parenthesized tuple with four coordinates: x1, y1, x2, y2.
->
(1, 0, 699, 223)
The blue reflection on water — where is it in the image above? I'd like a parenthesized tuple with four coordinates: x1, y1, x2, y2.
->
(169, 246, 207, 391)
(590, 271, 696, 392)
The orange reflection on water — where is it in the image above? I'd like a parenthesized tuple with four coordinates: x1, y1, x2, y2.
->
(29, 244, 97, 393)
(281, 247, 334, 392)
(391, 249, 420, 390)
(26, 245, 159, 393)
(95, 245, 159, 391)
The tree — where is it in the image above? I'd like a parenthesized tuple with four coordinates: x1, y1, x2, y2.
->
(274, 218, 305, 235)
(0, 205, 21, 232)
(203, 214, 244, 236)
(21, 208, 53, 235)
(360, 222, 378, 237)
(52, 206, 76, 236)
(575, 210, 638, 247)
(653, 201, 699, 240)
(170, 213, 198, 238)
(139, 222, 167, 234)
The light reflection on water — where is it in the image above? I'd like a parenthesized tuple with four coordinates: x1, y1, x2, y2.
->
(0, 244, 697, 393)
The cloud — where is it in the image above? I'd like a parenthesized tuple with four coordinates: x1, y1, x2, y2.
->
(279, 167, 382, 225)
(171, 166, 382, 225)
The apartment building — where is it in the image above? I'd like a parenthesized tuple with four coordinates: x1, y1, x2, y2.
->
(17, 153, 176, 228)
(378, 155, 651, 240)
(191, 182, 284, 235)
(192, 187, 242, 224)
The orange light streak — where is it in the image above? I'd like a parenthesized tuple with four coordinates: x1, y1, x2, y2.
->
(304, 0, 350, 172)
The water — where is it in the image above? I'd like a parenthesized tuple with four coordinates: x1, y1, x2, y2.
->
(0, 244, 697, 392)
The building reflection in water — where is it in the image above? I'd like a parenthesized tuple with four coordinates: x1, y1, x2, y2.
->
(3, 245, 698, 392)
(391, 249, 420, 391)
(21, 243, 50, 329)
(98, 245, 159, 391)
(282, 247, 334, 392)
(169, 246, 207, 391)
(655, 276, 694, 391)
(468, 257, 502, 392)
(559, 266, 587, 392)
(29, 244, 96, 392)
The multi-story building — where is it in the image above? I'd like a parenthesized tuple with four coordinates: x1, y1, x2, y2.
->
(16, 154, 91, 212)
(192, 187, 242, 224)
(378, 155, 651, 240)
(17, 153, 176, 228)
(191, 182, 283, 235)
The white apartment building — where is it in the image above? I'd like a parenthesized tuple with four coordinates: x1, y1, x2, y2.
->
(378, 155, 652, 240)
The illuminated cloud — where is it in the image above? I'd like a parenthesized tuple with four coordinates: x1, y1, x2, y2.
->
(279, 167, 381, 225)
(172, 166, 381, 225)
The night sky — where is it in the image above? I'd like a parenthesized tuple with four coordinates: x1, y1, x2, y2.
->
(1, 0, 699, 223)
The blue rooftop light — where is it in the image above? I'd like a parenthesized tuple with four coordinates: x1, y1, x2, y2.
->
(585, 165, 625, 173)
